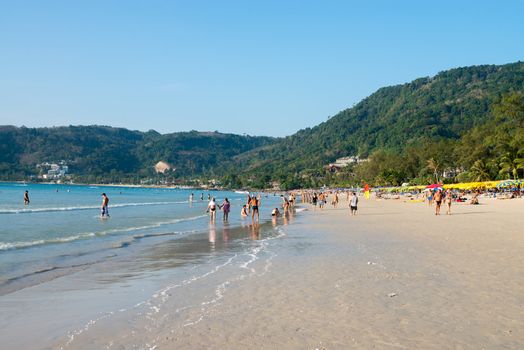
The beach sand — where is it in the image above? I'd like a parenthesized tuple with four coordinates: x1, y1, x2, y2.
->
(4, 196, 518, 349)
(129, 196, 524, 349)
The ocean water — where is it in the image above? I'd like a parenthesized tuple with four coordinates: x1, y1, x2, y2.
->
(0, 183, 284, 293)
(0, 182, 296, 349)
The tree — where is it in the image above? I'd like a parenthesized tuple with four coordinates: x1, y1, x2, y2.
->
(498, 151, 524, 179)
(426, 158, 441, 183)
(469, 159, 492, 181)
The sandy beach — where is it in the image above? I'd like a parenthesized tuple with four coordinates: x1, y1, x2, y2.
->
(2, 193, 523, 349)
(46, 195, 523, 349)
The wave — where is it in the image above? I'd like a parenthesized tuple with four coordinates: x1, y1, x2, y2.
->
(0, 214, 207, 251)
(0, 201, 188, 214)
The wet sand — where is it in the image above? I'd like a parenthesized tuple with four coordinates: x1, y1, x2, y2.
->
(3, 196, 524, 349)
(145, 197, 524, 349)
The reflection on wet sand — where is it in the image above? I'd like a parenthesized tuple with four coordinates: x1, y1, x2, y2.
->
(271, 209, 298, 227)
(208, 222, 216, 247)
(222, 222, 230, 242)
(131, 216, 288, 274)
(250, 222, 260, 240)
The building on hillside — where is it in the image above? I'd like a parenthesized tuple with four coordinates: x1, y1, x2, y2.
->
(442, 167, 464, 179)
(154, 161, 173, 174)
(37, 162, 70, 180)
(326, 156, 366, 172)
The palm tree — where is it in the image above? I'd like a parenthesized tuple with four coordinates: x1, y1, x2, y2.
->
(498, 151, 524, 179)
(470, 159, 491, 181)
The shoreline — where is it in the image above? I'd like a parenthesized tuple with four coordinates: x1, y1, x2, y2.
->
(145, 196, 524, 349)
(1, 194, 523, 349)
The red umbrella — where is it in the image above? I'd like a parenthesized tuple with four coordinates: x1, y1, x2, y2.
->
(426, 183, 443, 189)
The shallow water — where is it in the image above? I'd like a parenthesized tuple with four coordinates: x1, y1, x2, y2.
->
(0, 183, 293, 349)
(0, 183, 281, 294)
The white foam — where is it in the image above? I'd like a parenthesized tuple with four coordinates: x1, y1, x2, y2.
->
(0, 215, 206, 251)
(0, 201, 188, 215)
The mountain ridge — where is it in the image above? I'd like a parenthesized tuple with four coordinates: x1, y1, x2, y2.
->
(1, 61, 523, 187)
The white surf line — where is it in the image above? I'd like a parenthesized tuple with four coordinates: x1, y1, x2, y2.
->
(67, 226, 289, 350)
(180, 228, 288, 329)
(60, 253, 239, 350)
(78, 253, 242, 349)
(0, 201, 188, 215)
(61, 311, 115, 350)
(1, 215, 206, 251)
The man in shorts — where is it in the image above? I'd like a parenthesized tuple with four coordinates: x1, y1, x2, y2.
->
(101, 193, 110, 217)
(434, 189, 443, 215)
(250, 195, 259, 221)
(350, 192, 358, 216)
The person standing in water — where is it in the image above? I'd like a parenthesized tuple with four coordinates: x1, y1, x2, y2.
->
(249, 195, 259, 221)
(200, 193, 204, 201)
(24, 190, 30, 205)
(247, 194, 252, 213)
(207, 197, 217, 221)
(189, 193, 194, 202)
(220, 198, 231, 221)
(101, 193, 110, 218)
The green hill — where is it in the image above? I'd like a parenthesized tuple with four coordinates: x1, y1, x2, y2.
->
(231, 61, 524, 187)
(0, 125, 274, 182)
(2, 61, 523, 188)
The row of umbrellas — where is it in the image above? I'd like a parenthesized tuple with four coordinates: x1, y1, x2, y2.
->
(382, 180, 523, 192)
(496, 179, 523, 188)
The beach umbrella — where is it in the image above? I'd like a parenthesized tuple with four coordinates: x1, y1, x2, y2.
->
(496, 180, 516, 188)
(425, 184, 443, 189)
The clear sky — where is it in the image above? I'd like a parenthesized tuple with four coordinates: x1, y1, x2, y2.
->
(1, 0, 523, 137)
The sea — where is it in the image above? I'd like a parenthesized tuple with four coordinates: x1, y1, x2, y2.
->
(0, 182, 297, 349)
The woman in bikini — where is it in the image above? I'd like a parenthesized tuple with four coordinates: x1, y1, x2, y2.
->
(207, 197, 217, 221)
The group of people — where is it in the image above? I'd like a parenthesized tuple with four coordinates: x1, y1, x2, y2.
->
(426, 189, 453, 215)
(206, 197, 231, 221)
(301, 190, 359, 215)
(207, 193, 263, 222)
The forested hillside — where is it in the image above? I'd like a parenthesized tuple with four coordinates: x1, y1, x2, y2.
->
(0, 126, 274, 182)
(2, 61, 523, 188)
(227, 62, 524, 188)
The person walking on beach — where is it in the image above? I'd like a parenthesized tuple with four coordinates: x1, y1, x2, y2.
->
(220, 198, 231, 221)
(434, 189, 443, 215)
(207, 197, 217, 221)
(349, 192, 358, 216)
(318, 193, 326, 209)
(24, 190, 30, 205)
(426, 190, 433, 206)
(332, 191, 339, 208)
(445, 189, 453, 215)
(101, 193, 110, 218)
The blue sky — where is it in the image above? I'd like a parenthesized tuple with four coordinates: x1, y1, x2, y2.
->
(1, 0, 523, 136)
